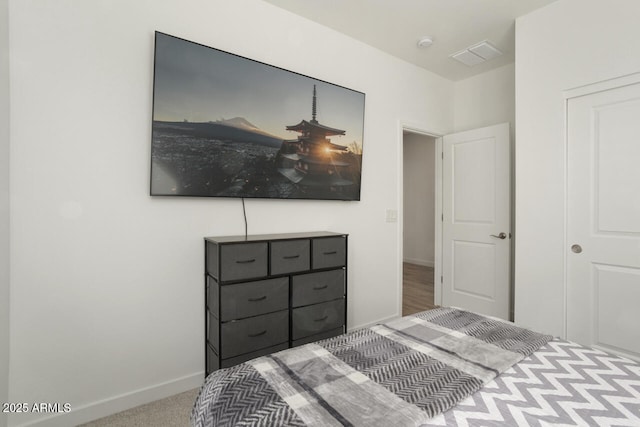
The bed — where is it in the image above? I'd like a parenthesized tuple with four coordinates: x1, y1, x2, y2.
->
(191, 307, 640, 426)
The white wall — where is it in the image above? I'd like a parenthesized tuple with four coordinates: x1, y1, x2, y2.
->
(7, 0, 454, 425)
(1, 0, 10, 425)
(453, 63, 515, 138)
(402, 133, 435, 266)
(514, 0, 640, 335)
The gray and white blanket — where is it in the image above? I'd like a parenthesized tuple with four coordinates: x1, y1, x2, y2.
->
(191, 307, 552, 426)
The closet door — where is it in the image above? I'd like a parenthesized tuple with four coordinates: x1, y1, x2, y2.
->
(567, 80, 640, 362)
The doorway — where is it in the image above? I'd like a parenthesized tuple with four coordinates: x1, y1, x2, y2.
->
(402, 131, 438, 315)
(399, 123, 511, 320)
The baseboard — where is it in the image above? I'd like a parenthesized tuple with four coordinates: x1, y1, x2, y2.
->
(10, 372, 204, 427)
(347, 313, 400, 332)
(403, 258, 434, 268)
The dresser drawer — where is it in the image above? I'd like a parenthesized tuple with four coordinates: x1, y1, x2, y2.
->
(292, 269, 345, 307)
(292, 298, 345, 341)
(218, 242, 268, 282)
(220, 343, 289, 369)
(208, 341, 290, 372)
(218, 310, 289, 359)
(312, 236, 346, 269)
(292, 326, 344, 348)
(270, 239, 310, 275)
(207, 343, 219, 374)
(218, 277, 288, 321)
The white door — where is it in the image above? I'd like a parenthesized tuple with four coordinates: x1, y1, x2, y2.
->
(441, 123, 511, 320)
(567, 81, 640, 362)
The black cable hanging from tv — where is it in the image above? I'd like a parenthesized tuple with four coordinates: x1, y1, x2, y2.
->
(241, 198, 248, 240)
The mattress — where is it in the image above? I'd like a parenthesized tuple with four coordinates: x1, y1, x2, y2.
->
(191, 307, 640, 426)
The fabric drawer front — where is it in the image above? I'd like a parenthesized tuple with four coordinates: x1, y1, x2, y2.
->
(292, 298, 345, 341)
(292, 326, 344, 348)
(220, 277, 289, 321)
(219, 243, 268, 282)
(220, 310, 289, 359)
(205, 241, 219, 278)
(312, 236, 346, 269)
(270, 239, 310, 275)
(291, 269, 345, 307)
(207, 343, 219, 374)
(220, 343, 289, 369)
(207, 312, 220, 353)
(206, 275, 219, 315)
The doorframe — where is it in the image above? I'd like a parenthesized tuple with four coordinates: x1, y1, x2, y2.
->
(562, 71, 640, 338)
(397, 121, 443, 317)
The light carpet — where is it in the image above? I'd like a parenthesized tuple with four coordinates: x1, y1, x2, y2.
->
(79, 388, 199, 427)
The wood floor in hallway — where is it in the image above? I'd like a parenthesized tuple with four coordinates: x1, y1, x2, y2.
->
(402, 262, 437, 316)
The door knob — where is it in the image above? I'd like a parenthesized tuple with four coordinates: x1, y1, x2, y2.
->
(571, 244, 582, 254)
(490, 232, 507, 239)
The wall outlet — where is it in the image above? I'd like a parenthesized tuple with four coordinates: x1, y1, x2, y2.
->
(386, 209, 398, 223)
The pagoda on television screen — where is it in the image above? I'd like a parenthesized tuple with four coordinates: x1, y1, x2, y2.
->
(276, 85, 353, 189)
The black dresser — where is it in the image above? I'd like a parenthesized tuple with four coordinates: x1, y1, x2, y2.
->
(204, 231, 347, 374)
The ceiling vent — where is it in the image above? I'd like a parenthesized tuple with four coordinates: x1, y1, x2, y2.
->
(450, 40, 502, 66)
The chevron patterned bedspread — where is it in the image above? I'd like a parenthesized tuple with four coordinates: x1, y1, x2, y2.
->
(430, 338, 640, 426)
(191, 307, 563, 426)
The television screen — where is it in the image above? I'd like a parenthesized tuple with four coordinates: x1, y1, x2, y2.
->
(150, 32, 365, 201)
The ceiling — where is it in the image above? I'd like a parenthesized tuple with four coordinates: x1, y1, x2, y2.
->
(262, 0, 558, 81)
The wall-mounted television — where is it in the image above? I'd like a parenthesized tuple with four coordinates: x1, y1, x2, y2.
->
(150, 32, 365, 201)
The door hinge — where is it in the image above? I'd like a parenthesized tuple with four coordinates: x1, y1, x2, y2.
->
(441, 214, 443, 221)
(441, 276, 443, 283)
(441, 152, 444, 159)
